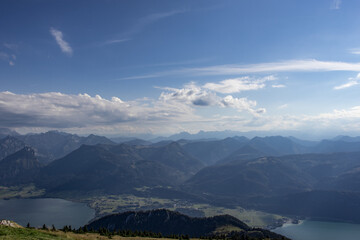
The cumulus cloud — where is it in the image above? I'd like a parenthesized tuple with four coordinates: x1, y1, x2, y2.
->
(158, 82, 265, 116)
(4, 90, 360, 135)
(203, 75, 276, 94)
(0, 91, 200, 129)
(50, 27, 73, 56)
(334, 73, 360, 90)
(159, 83, 219, 106)
(0, 89, 219, 135)
(221, 95, 266, 115)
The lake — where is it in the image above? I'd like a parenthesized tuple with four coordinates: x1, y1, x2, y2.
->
(273, 220, 360, 240)
(0, 198, 95, 228)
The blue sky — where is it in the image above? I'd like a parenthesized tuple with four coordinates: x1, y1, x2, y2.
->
(1, 0, 360, 138)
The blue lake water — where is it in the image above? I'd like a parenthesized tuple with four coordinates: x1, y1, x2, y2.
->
(0, 198, 95, 228)
(273, 220, 360, 240)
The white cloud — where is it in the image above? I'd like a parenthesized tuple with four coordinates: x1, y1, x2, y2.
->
(331, 0, 342, 10)
(4, 90, 360, 135)
(334, 73, 360, 90)
(272, 84, 286, 88)
(278, 104, 288, 109)
(159, 82, 219, 106)
(50, 27, 73, 56)
(0, 92, 177, 127)
(221, 95, 266, 116)
(334, 80, 359, 90)
(349, 48, 360, 55)
(126, 10, 186, 37)
(122, 59, 360, 80)
(158, 82, 265, 116)
(203, 75, 276, 94)
(103, 38, 130, 45)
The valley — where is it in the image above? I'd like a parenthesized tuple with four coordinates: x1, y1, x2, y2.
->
(3, 129, 360, 238)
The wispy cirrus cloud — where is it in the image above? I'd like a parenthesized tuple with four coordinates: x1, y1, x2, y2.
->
(278, 104, 288, 109)
(272, 84, 286, 88)
(0, 52, 16, 66)
(334, 73, 360, 90)
(349, 48, 360, 55)
(50, 27, 73, 56)
(331, 0, 342, 10)
(125, 10, 186, 37)
(121, 59, 360, 80)
(3, 43, 18, 51)
(203, 75, 276, 94)
(103, 10, 186, 46)
(102, 38, 131, 46)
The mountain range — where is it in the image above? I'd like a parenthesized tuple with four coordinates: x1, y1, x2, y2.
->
(36, 142, 204, 194)
(3, 129, 360, 224)
(0, 130, 115, 163)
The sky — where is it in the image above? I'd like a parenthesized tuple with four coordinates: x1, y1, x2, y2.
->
(1, 0, 360, 138)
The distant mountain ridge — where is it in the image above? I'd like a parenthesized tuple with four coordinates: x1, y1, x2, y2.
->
(0, 136, 26, 160)
(0, 130, 115, 163)
(0, 128, 20, 139)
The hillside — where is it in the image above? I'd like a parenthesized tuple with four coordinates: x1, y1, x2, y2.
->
(0, 147, 42, 186)
(86, 209, 287, 239)
(182, 137, 248, 165)
(36, 142, 204, 194)
(0, 221, 288, 240)
(184, 151, 360, 222)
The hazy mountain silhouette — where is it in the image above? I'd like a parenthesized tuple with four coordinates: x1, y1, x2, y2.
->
(0, 136, 26, 160)
(0, 147, 42, 186)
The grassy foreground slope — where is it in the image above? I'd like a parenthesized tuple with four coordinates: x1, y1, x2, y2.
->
(0, 225, 184, 240)
(0, 225, 286, 240)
